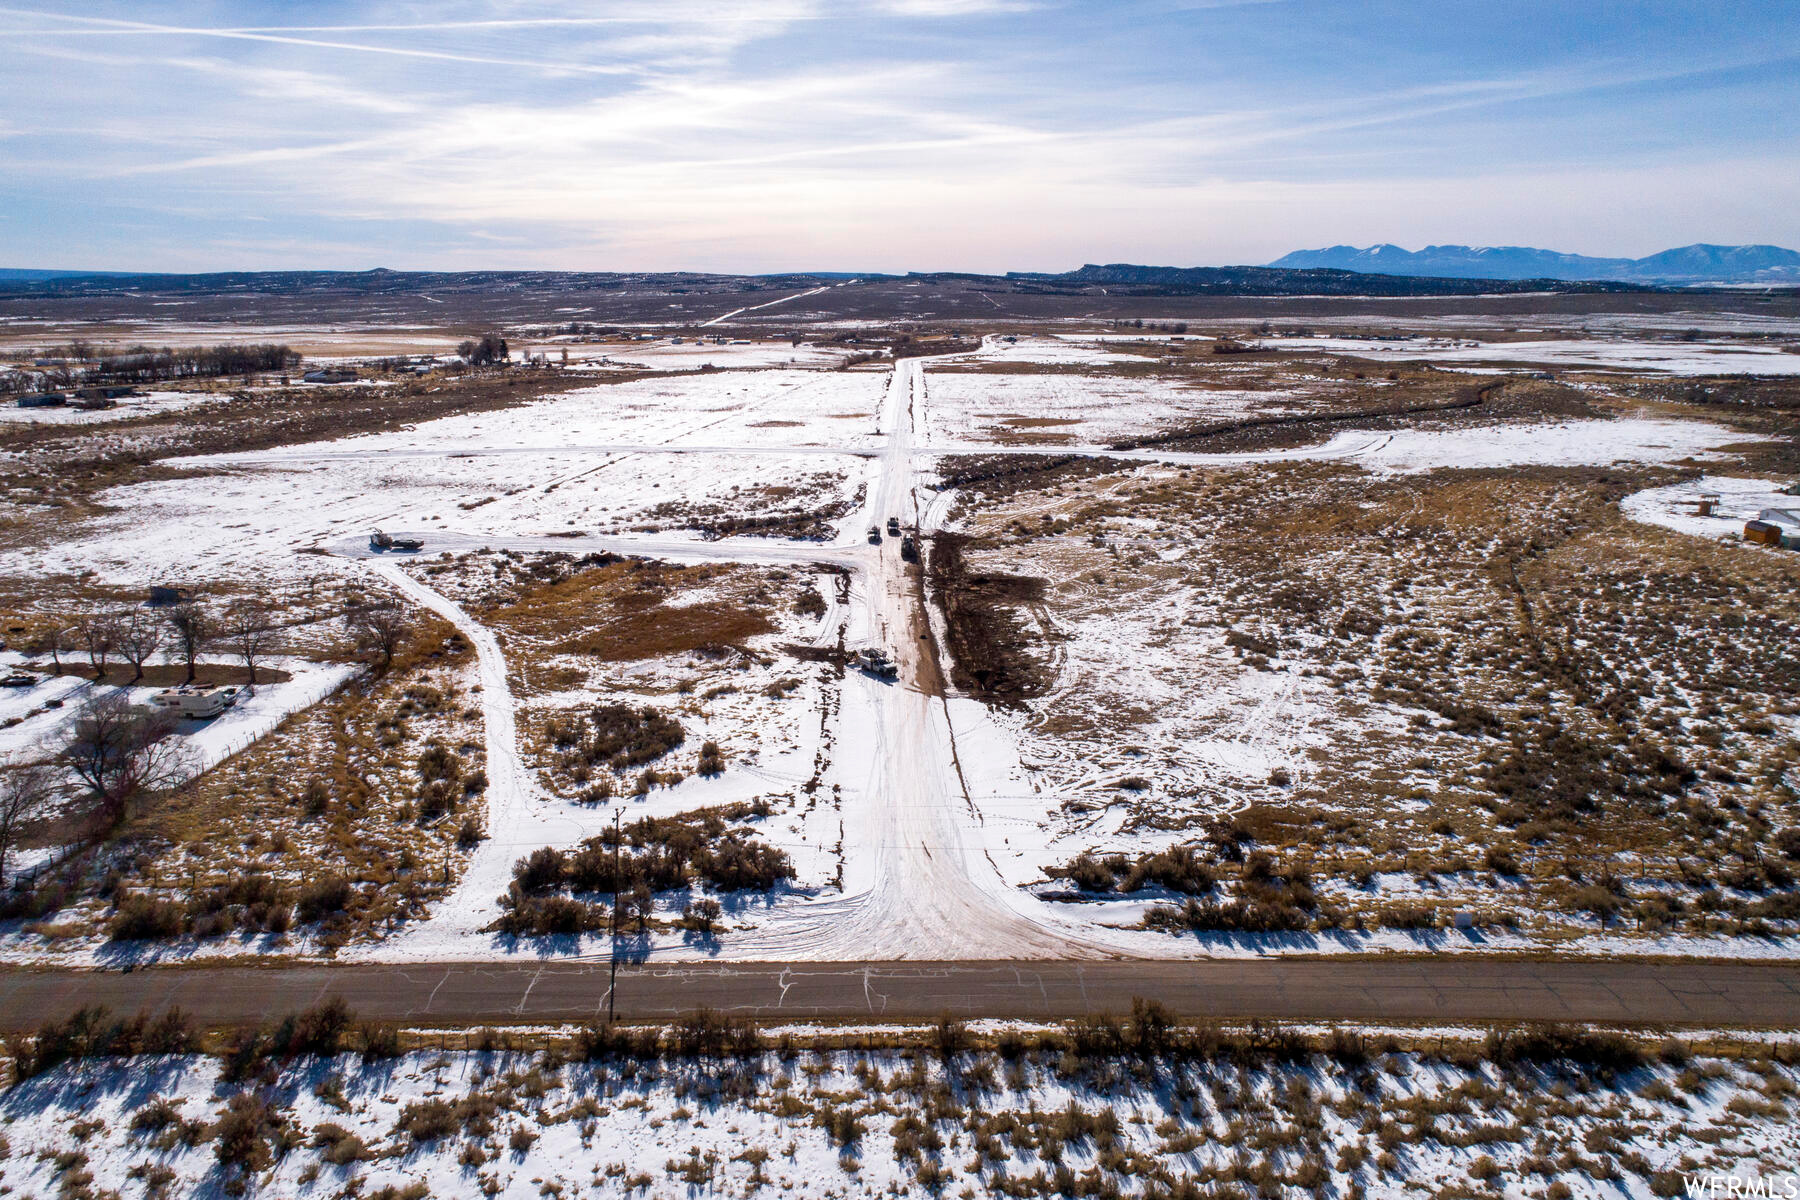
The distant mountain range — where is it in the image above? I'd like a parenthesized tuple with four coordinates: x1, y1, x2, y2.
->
(1016, 264, 1645, 297)
(1, 265, 1656, 303)
(0, 268, 131, 283)
(1267, 243, 1800, 284)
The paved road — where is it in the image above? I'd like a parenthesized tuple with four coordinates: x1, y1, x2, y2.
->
(3, 959, 1796, 1031)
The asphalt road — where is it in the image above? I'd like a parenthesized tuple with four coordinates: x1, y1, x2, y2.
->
(2, 959, 1797, 1032)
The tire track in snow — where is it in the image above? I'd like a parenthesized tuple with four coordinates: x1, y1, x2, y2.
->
(701, 285, 831, 327)
(355, 558, 540, 951)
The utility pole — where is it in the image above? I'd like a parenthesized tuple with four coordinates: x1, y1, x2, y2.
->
(608, 808, 622, 1024)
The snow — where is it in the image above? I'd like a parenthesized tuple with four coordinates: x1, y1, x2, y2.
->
(1312, 416, 1756, 474)
(0, 370, 884, 585)
(969, 334, 1146, 365)
(0, 1038, 1793, 1200)
(2, 344, 1790, 967)
(564, 338, 851, 371)
(1263, 335, 1800, 374)
(0, 390, 211, 424)
(0, 655, 357, 776)
(920, 371, 1287, 446)
(1621, 475, 1800, 539)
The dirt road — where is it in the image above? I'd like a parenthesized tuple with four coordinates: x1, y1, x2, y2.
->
(714, 357, 1106, 959)
(3, 959, 1796, 1031)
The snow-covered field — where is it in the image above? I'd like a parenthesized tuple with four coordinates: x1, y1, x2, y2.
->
(1264, 334, 1800, 374)
(0, 370, 883, 585)
(970, 334, 1149, 366)
(1621, 474, 1800, 538)
(1303, 416, 1756, 474)
(2, 341, 1795, 967)
(920, 371, 1294, 445)
(1, 1030, 1792, 1200)
(0, 389, 210, 425)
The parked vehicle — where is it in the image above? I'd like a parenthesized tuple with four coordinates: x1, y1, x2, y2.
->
(854, 648, 898, 681)
(867, 526, 882, 544)
(0, 673, 35, 688)
(899, 535, 918, 563)
(150, 684, 242, 719)
(370, 529, 424, 552)
(886, 517, 901, 536)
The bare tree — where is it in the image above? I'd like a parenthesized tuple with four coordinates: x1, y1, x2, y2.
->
(79, 612, 121, 681)
(57, 692, 187, 826)
(223, 599, 277, 693)
(164, 602, 213, 684)
(32, 625, 69, 674)
(115, 608, 164, 683)
(350, 601, 407, 674)
(0, 757, 56, 884)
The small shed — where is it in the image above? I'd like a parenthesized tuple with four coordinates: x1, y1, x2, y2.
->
(1745, 520, 1783, 546)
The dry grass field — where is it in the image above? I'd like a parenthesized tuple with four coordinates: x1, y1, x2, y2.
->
(9, 611, 486, 952)
(937, 383, 1800, 942)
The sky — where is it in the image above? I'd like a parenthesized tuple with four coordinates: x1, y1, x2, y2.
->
(3, 0, 1798, 273)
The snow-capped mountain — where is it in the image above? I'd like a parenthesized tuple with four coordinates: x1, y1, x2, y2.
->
(1267, 243, 1800, 284)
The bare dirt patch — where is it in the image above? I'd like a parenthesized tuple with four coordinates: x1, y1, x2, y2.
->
(927, 532, 1054, 706)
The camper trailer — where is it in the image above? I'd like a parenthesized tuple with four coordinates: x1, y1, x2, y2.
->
(150, 684, 242, 719)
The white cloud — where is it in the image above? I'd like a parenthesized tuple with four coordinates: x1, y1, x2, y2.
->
(2, 0, 1794, 270)
(871, 0, 1037, 15)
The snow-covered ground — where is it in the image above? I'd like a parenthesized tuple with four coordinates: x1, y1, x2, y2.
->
(1621, 475, 1800, 538)
(0, 389, 212, 425)
(920, 370, 1293, 445)
(969, 334, 1149, 366)
(1, 1033, 1792, 1200)
(1263, 335, 1800, 374)
(0, 370, 883, 585)
(1308, 416, 1756, 474)
(565, 339, 851, 371)
(2, 344, 1791, 966)
(0, 654, 357, 775)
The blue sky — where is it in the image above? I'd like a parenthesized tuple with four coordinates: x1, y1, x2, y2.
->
(3, 1, 1797, 272)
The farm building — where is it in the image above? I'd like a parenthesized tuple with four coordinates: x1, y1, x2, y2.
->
(16, 392, 66, 408)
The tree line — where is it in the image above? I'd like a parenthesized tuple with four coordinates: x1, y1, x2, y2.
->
(1, 342, 301, 394)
